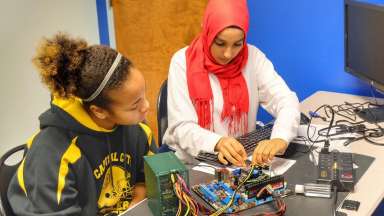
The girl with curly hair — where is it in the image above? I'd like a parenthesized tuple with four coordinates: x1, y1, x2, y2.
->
(7, 33, 156, 215)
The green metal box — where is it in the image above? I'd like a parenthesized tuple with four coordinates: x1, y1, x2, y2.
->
(144, 152, 189, 216)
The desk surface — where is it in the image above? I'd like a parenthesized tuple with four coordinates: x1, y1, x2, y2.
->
(122, 91, 384, 216)
(300, 91, 384, 216)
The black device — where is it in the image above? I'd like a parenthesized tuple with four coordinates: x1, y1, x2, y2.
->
(342, 199, 360, 211)
(345, 0, 384, 122)
(300, 112, 310, 125)
(335, 211, 348, 216)
(195, 120, 303, 165)
(317, 150, 355, 192)
(195, 123, 273, 165)
(238, 123, 274, 154)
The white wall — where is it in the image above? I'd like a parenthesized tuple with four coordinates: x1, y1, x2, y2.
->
(0, 0, 100, 156)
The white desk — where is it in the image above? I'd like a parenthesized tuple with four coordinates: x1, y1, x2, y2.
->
(300, 91, 384, 216)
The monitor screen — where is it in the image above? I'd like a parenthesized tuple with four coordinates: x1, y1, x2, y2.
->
(345, 0, 384, 92)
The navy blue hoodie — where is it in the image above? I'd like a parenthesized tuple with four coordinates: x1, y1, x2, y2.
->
(7, 97, 157, 215)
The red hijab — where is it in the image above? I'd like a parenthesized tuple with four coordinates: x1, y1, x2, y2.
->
(186, 0, 250, 136)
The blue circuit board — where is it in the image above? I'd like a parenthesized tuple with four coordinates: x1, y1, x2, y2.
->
(192, 168, 286, 213)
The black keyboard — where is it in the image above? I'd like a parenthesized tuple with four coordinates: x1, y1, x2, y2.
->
(195, 123, 273, 165)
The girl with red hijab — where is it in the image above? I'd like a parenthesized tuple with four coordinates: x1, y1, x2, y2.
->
(163, 0, 300, 166)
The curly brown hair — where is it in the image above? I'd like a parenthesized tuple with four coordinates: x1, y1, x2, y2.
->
(33, 33, 132, 108)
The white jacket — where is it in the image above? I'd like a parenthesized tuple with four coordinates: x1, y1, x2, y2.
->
(163, 44, 300, 163)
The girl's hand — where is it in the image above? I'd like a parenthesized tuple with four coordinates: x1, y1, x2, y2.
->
(251, 138, 288, 165)
(215, 137, 247, 166)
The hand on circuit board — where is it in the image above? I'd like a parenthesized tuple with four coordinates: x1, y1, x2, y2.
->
(215, 137, 247, 166)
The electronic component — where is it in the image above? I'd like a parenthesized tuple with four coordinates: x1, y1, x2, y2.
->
(144, 152, 189, 216)
(215, 168, 230, 182)
(294, 183, 331, 198)
(335, 211, 348, 216)
(244, 175, 284, 199)
(317, 151, 355, 192)
(192, 166, 286, 214)
(341, 199, 360, 211)
(309, 111, 327, 121)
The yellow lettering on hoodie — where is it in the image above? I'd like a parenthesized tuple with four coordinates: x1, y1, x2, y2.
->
(112, 152, 118, 162)
(125, 154, 132, 165)
(94, 169, 101, 179)
(120, 153, 125, 162)
(103, 157, 109, 169)
(98, 163, 105, 177)
(93, 152, 133, 179)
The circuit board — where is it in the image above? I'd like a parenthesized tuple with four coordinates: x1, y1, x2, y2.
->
(192, 167, 286, 214)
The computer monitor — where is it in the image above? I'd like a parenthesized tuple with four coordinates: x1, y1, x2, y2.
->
(345, 0, 384, 123)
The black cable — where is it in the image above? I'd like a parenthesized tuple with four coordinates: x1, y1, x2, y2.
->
(318, 123, 368, 137)
(332, 185, 338, 216)
(335, 119, 365, 125)
(307, 105, 335, 153)
(292, 136, 313, 153)
(306, 102, 384, 148)
(356, 88, 384, 145)
(363, 126, 384, 146)
(293, 135, 321, 154)
(332, 104, 357, 121)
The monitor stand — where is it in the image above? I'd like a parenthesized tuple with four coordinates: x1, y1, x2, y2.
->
(356, 106, 384, 123)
